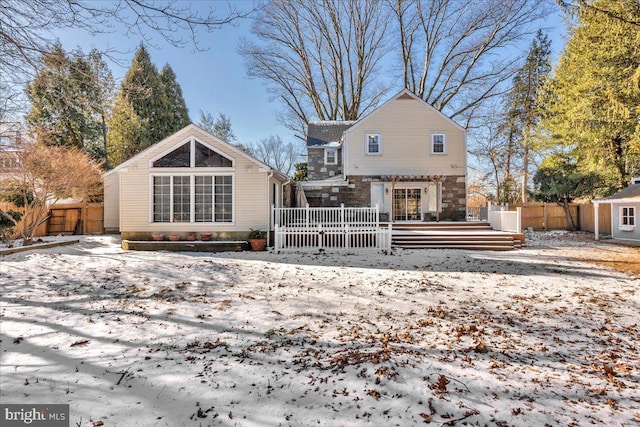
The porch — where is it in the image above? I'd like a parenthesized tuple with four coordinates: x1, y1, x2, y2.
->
(272, 205, 524, 251)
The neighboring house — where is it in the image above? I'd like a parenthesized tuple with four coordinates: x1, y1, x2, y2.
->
(0, 122, 25, 180)
(593, 178, 640, 243)
(103, 124, 288, 240)
(303, 89, 467, 221)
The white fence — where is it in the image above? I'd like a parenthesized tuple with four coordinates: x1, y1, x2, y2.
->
(272, 205, 391, 253)
(273, 204, 379, 228)
(488, 202, 522, 233)
(274, 223, 392, 253)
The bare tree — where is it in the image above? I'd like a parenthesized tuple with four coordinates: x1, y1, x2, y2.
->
(0, 142, 103, 244)
(0, 0, 249, 121)
(390, 0, 551, 128)
(240, 0, 390, 140)
(197, 110, 237, 142)
(252, 135, 304, 176)
(468, 102, 523, 204)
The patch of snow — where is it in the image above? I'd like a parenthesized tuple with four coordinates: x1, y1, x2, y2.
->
(1, 234, 638, 426)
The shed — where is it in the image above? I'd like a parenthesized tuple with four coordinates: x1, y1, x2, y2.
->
(593, 179, 640, 243)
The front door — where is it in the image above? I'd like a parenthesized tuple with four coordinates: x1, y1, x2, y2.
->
(393, 188, 421, 221)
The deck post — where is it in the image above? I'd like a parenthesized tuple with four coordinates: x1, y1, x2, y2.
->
(516, 207, 522, 233)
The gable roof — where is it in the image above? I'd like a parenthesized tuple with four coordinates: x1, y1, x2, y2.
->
(345, 88, 466, 134)
(306, 121, 357, 147)
(103, 124, 288, 180)
(304, 89, 465, 148)
(595, 184, 640, 203)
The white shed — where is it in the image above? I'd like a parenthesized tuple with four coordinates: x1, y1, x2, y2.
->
(593, 179, 640, 243)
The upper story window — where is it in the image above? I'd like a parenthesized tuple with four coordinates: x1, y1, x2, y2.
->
(325, 148, 337, 165)
(366, 133, 381, 155)
(152, 139, 233, 168)
(431, 133, 446, 154)
(620, 206, 636, 231)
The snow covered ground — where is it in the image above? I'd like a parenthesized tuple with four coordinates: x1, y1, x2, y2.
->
(1, 234, 638, 426)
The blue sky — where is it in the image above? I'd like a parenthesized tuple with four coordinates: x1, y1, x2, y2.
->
(53, 2, 568, 148)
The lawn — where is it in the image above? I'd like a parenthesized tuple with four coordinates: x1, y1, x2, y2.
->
(1, 233, 638, 426)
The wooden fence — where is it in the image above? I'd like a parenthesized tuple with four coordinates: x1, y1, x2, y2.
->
(1, 202, 104, 238)
(510, 202, 611, 233)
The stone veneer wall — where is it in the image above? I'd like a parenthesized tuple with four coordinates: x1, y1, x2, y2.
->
(307, 147, 342, 180)
(304, 175, 467, 221)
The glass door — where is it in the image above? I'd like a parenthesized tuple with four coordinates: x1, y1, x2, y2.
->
(393, 188, 421, 221)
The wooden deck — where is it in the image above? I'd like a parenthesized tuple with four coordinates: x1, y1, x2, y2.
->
(388, 222, 525, 250)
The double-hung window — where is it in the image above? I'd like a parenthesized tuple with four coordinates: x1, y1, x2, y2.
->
(325, 148, 337, 165)
(366, 133, 381, 155)
(431, 133, 446, 154)
(620, 206, 636, 231)
(151, 138, 234, 223)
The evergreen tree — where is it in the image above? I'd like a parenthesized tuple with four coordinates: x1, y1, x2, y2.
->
(26, 44, 113, 159)
(532, 153, 600, 230)
(107, 44, 163, 162)
(107, 45, 191, 166)
(159, 64, 190, 137)
(542, 0, 640, 191)
(107, 92, 144, 167)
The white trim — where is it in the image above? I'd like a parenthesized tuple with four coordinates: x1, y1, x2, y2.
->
(324, 148, 338, 165)
(430, 132, 447, 155)
(392, 187, 422, 221)
(365, 132, 382, 155)
(619, 205, 636, 231)
(103, 124, 287, 180)
(148, 172, 236, 225)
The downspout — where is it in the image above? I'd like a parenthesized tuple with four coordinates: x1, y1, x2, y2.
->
(266, 171, 274, 247)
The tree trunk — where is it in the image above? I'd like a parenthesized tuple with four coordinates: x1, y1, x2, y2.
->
(560, 199, 576, 231)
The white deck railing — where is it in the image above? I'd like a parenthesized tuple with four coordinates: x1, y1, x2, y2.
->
(272, 205, 390, 253)
(273, 204, 380, 228)
(487, 202, 522, 233)
(274, 223, 392, 253)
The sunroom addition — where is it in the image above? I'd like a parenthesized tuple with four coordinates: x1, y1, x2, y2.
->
(150, 137, 234, 224)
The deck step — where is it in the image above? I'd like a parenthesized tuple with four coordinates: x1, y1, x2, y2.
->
(388, 223, 523, 251)
(395, 244, 515, 251)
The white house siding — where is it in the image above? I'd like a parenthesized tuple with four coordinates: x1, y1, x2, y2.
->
(344, 96, 466, 177)
(114, 126, 282, 240)
(102, 172, 120, 232)
(610, 201, 640, 241)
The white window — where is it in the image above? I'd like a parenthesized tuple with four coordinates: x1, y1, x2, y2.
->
(151, 138, 233, 168)
(431, 133, 446, 154)
(152, 175, 233, 223)
(366, 133, 381, 155)
(619, 206, 635, 231)
(325, 148, 337, 165)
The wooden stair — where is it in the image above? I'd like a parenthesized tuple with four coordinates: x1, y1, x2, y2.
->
(389, 222, 525, 251)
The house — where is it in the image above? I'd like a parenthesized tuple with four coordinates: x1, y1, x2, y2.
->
(0, 122, 25, 180)
(103, 124, 288, 241)
(593, 178, 640, 243)
(302, 89, 467, 222)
